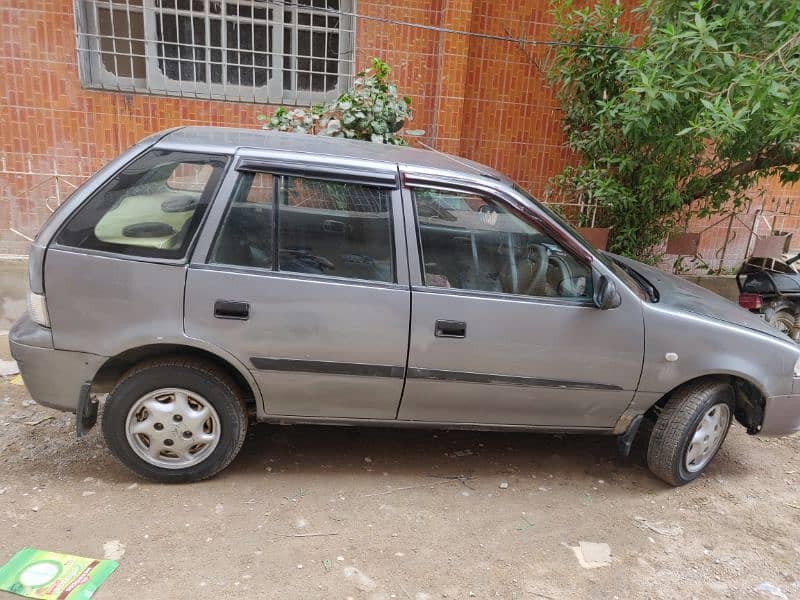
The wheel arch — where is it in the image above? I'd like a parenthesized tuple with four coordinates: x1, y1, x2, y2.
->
(645, 374, 765, 434)
(91, 343, 262, 410)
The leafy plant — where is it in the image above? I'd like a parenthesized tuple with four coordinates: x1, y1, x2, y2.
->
(672, 253, 711, 275)
(547, 0, 800, 260)
(258, 58, 416, 145)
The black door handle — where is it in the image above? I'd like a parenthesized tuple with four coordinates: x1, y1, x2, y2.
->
(435, 319, 466, 338)
(214, 300, 250, 320)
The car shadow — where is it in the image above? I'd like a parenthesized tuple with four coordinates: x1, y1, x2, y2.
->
(223, 422, 664, 490)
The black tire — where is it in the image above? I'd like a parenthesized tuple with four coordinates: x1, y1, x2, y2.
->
(647, 380, 734, 486)
(102, 357, 247, 483)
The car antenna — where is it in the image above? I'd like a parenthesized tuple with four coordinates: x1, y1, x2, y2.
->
(413, 140, 501, 180)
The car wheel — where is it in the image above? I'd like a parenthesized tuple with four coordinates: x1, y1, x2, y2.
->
(646, 381, 733, 486)
(102, 357, 247, 483)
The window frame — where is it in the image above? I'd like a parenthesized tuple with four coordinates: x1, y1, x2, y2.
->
(74, 0, 356, 105)
(52, 149, 231, 264)
(407, 181, 597, 306)
(204, 166, 402, 287)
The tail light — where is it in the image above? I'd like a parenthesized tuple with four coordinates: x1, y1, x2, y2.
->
(738, 293, 763, 310)
(27, 291, 50, 327)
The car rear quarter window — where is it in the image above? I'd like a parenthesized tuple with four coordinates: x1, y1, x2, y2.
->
(56, 150, 227, 259)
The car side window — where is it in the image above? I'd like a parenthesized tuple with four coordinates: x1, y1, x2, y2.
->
(278, 176, 395, 283)
(210, 172, 274, 268)
(413, 187, 592, 299)
(57, 150, 226, 259)
(211, 173, 395, 284)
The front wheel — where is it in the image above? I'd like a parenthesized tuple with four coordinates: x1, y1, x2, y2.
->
(102, 357, 248, 483)
(647, 381, 733, 486)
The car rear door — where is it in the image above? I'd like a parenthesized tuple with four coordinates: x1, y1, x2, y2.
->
(397, 173, 645, 429)
(184, 151, 410, 419)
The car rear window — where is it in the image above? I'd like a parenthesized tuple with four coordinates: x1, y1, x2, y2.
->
(56, 150, 226, 259)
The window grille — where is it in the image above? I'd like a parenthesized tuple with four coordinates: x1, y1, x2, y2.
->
(73, 0, 355, 105)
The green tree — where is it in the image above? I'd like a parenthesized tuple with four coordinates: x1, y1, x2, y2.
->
(259, 58, 417, 145)
(547, 0, 800, 260)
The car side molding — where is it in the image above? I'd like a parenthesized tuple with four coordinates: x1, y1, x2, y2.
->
(406, 367, 624, 391)
(249, 357, 624, 391)
(250, 357, 405, 379)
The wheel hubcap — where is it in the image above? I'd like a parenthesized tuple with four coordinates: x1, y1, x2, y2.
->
(125, 387, 221, 469)
(685, 403, 730, 473)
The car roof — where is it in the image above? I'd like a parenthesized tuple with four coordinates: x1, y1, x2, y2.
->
(158, 126, 512, 185)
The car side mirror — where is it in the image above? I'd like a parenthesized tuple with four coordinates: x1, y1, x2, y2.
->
(594, 275, 622, 310)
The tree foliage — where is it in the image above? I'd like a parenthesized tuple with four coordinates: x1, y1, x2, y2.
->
(258, 58, 416, 145)
(548, 0, 800, 260)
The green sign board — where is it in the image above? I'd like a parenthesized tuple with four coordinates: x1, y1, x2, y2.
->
(0, 548, 118, 600)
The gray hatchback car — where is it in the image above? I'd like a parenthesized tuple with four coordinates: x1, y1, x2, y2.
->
(10, 126, 800, 485)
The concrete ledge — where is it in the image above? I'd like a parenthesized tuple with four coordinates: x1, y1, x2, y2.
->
(684, 276, 739, 302)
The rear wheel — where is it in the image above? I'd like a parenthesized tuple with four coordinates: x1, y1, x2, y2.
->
(102, 357, 247, 483)
(770, 309, 800, 342)
(647, 381, 733, 486)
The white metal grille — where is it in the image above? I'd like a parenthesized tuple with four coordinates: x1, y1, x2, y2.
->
(73, 0, 355, 105)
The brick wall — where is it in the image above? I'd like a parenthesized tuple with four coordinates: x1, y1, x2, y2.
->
(661, 191, 800, 275)
(1, 0, 797, 270)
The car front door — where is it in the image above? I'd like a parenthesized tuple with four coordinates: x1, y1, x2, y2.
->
(184, 153, 410, 419)
(397, 177, 645, 429)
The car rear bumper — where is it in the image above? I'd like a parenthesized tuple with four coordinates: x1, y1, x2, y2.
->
(9, 314, 106, 413)
(760, 384, 800, 436)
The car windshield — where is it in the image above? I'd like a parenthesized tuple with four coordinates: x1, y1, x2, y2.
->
(512, 184, 647, 300)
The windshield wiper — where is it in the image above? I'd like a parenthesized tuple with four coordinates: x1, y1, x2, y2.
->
(614, 260, 660, 303)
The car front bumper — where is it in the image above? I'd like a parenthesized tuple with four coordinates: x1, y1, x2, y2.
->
(9, 314, 106, 413)
(760, 378, 800, 436)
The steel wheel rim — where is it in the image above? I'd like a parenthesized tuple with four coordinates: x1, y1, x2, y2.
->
(774, 315, 793, 335)
(125, 387, 221, 469)
(773, 313, 798, 340)
(685, 403, 730, 473)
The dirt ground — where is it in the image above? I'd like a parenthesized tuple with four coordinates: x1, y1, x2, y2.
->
(1, 346, 800, 600)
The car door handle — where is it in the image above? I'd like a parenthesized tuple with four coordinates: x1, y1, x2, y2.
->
(214, 300, 250, 320)
(435, 319, 466, 338)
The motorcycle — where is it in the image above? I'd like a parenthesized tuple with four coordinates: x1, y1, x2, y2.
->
(737, 252, 800, 342)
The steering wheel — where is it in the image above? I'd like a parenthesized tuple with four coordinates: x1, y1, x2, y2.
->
(521, 244, 550, 296)
(548, 254, 575, 297)
(500, 242, 549, 295)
